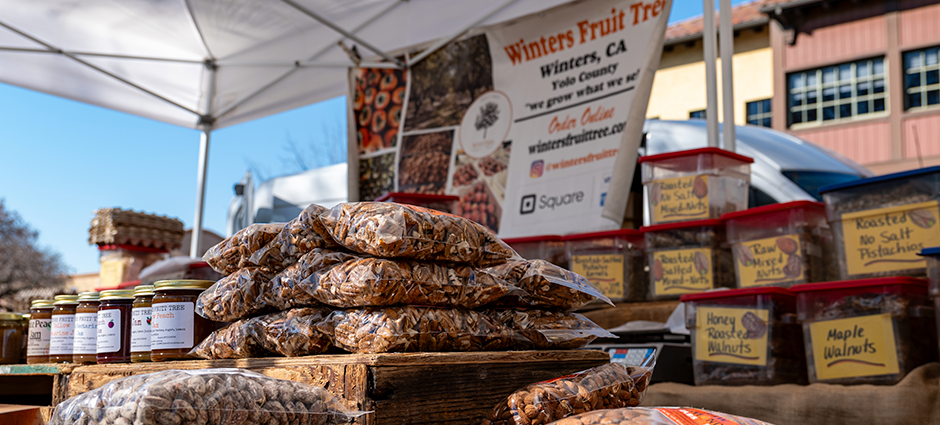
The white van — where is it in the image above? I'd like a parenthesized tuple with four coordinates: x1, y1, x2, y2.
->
(227, 120, 871, 233)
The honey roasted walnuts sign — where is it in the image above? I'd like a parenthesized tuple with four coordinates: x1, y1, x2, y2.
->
(351, 0, 670, 236)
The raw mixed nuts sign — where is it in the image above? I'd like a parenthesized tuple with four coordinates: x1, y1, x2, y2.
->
(839, 201, 940, 277)
(351, 0, 670, 236)
(734, 235, 804, 287)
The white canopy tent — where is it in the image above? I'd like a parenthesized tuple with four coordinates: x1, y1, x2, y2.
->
(0, 0, 575, 256)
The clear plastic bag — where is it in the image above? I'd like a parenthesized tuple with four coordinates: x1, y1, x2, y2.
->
(196, 249, 355, 322)
(551, 407, 775, 425)
(250, 203, 342, 271)
(487, 363, 652, 425)
(321, 202, 517, 266)
(48, 368, 367, 425)
(312, 257, 514, 308)
(327, 307, 614, 354)
(203, 223, 286, 275)
(192, 308, 334, 359)
(482, 260, 612, 310)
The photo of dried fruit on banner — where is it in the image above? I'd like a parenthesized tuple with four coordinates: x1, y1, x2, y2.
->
(359, 153, 395, 201)
(398, 130, 453, 195)
(354, 67, 407, 155)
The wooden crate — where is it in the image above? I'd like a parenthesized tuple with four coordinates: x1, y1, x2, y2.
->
(580, 301, 680, 329)
(62, 350, 610, 424)
(0, 363, 77, 407)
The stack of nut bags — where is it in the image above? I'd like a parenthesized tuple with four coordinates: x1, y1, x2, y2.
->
(194, 202, 614, 358)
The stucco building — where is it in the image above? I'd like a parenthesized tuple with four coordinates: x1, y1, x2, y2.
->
(648, 0, 940, 175)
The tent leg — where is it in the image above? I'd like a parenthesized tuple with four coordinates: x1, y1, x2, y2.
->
(190, 127, 211, 258)
(719, 0, 736, 151)
(703, 0, 719, 147)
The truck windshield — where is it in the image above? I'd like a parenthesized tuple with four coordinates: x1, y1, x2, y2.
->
(782, 170, 862, 201)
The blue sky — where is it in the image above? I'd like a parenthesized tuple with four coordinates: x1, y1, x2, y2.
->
(0, 1, 751, 274)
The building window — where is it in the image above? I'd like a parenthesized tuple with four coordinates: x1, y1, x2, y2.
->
(904, 46, 940, 110)
(689, 109, 706, 119)
(787, 57, 886, 126)
(746, 99, 772, 127)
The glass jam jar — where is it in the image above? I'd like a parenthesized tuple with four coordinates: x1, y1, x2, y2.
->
(49, 295, 79, 363)
(0, 313, 23, 364)
(151, 280, 214, 362)
(97, 290, 135, 364)
(19, 313, 29, 362)
(72, 292, 100, 364)
(27, 300, 54, 364)
(131, 285, 154, 363)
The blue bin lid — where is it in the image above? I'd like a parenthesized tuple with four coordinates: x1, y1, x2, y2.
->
(919, 247, 940, 257)
(818, 165, 940, 194)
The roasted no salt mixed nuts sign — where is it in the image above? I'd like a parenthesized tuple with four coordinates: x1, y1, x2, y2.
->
(351, 0, 670, 236)
(649, 175, 710, 223)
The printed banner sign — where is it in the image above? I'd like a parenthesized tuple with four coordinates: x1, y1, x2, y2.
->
(351, 0, 670, 236)
(694, 307, 769, 366)
(839, 201, 939, 276)
(808, 313, 900, 381)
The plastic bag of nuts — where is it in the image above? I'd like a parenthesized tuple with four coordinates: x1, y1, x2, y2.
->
(321, 202, 518, 267)
(203, 223, 286, 275)
(48, 369, 367, 425)
(548, 407, 775, 425)
(250, 203, 342, 272)
(192, 308, 334, 359)
(482, 260, 612, 310)
(325, 307, 614, 354)
(486, 363, 651, 425)
(196, 249, 355, 322)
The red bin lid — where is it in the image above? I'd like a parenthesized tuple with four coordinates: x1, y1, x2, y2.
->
(561, 229, 643, 241)
(638, 147, 754, 164)
(681, 286, 794, 302)
(503, 235, 563, 244)
(790, 277, 928, 293)
(721, 200, 825, 221)
(641, 218, 724, 233)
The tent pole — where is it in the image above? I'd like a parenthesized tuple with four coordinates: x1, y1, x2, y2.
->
(190, 126, 211, 258)
(703, 0, 719, 147)
(719, 0, 736, 151)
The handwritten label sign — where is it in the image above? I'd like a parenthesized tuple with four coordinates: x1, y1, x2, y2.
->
(651, 248, 713, 296)
(695, 307, 768, 366)
(808, 313, 899, 381)
(840, 201, 940, 276)
(734, 234, 804, 287)
(649, 175, 710, 223)
(571, 254, 624, 299)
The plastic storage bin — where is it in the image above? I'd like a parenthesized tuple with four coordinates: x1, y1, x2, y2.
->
(919, 247, 940, 356)
(503, 235, 566, 268)
(792, 277, 938, 385)
(640, 147, 753, 225)
(724, 201, 835, 288)
(643, 219, 734, 299)
(98, 245, 168, 289)
(819, 165, 940, 280)
(682, 287, 807, 386)
(375, 192, 459, 215)
(563, 230, 646, 302)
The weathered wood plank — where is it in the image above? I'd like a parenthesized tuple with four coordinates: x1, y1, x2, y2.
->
(580, 301, 680, 330)
(0, 363, 76, 376)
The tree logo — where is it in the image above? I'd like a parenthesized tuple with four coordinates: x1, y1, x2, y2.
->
(459, 91, 512, 158)
(475, 102, 500, 139)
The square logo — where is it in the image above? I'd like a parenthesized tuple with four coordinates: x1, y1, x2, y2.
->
(530, 160, 544, 178)
(520, 194, 536, 214)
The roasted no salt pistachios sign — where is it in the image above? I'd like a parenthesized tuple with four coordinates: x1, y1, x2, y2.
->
(350, 0, 670, 238)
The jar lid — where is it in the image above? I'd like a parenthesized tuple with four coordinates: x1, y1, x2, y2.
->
(154, 280, 214, 291)
(100, 289, 136, 300)
(30, 299, 54, 308)
(20, 313, 30, 320)
(53, 295, 79, 305)
(133, 285, 155, 296)
(0, 312, 21, 321)
(78, 292, 100, 301)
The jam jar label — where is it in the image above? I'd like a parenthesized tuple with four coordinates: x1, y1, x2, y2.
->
(96, 309, 122, 353)
(651, 248, 714, 296)
(151, 302, 194, 350)
(49, 314, 76, 355)
(808, 313, 900, 381)
(649, 175, 710, 223)
(73, 313, 98, 355)
(694, 307, 769, 367)
(570, 254, 624, 299)
(131, 307, 152, 352)
(27, 318, 52, 356)
(840, 201, 939, 276)
(734, 234, 805, 287)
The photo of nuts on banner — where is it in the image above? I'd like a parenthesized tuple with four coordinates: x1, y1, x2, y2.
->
(48, 369, 368, 425)
(485, 363, 651, 425)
